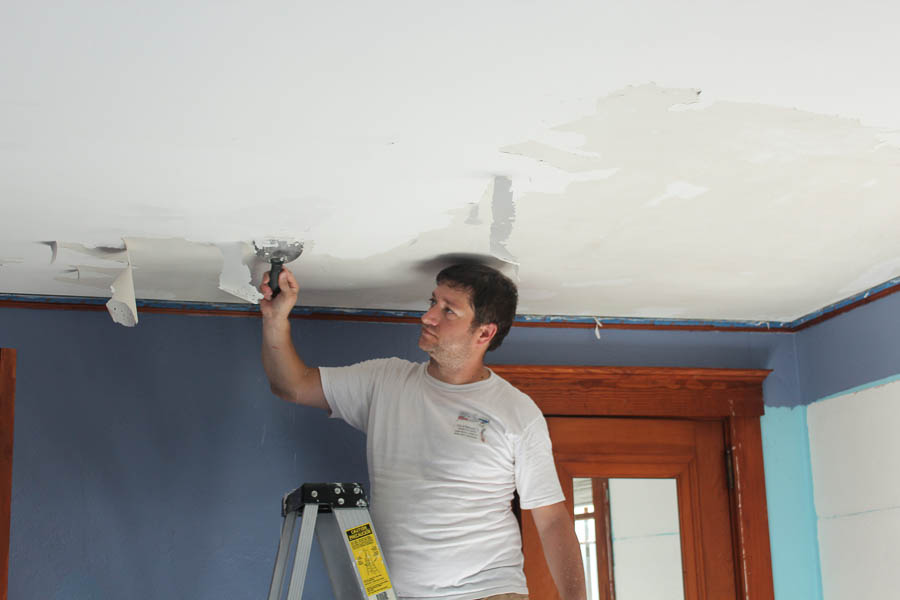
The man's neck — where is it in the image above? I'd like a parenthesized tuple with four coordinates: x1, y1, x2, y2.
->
(426, 358, 490, 385)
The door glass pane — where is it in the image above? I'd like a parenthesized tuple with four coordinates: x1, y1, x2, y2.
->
(573, 478, 602, 600)
(574, 478, 685, 600)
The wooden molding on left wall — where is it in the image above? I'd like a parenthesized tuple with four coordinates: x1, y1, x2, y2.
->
(0, 348, 15, 600)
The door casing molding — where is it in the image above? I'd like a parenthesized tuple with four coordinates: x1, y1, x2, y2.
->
(491, 364, 774, 600)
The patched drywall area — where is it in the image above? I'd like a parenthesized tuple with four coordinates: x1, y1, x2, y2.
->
(2, 0, 899, 325)
(2, 85, 898, 324)
(807, 377, 900, 599)
(497, 84, 900, 320)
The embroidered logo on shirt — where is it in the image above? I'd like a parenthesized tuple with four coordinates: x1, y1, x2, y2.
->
(453, 411, 490, 442)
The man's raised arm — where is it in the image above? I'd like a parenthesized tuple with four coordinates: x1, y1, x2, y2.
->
(260, 267, 329, 411)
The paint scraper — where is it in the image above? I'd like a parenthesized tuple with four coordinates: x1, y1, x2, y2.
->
(253, 240, 304, 298)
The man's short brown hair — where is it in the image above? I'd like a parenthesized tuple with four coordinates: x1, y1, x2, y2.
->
(436, 263, 518, 352)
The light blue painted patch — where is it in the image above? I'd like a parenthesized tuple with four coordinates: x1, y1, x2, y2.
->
(760, 406, 824, 600)
(815, 372, 900, 403)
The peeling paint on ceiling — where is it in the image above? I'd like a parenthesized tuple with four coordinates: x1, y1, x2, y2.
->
(1, 2, 899, 325)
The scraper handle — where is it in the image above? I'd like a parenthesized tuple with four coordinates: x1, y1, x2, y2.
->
(269, 261, 283, 298)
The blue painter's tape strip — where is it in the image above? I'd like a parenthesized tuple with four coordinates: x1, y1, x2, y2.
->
(516, 313, 792, 329)
(0, 293, 790, 328)
(786, 276, 900, 329)
(1, 275, 897, 331)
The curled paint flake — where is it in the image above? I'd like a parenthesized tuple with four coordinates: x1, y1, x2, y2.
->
(594, 317, 603, 339)
(106, 263, 138, 327)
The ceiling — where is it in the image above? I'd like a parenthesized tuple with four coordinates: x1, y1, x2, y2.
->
(2, 1, 899, 326)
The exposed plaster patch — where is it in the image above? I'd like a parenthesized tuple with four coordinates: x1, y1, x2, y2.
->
(501, 140, 603, 172)
(646, 181, 709, 208)
(58, 242, 128, 263)
(40, 241, 58, 263)
(217, 242, 263, 304)
(489, 176, 518, 266)
(496, 83, 900, 320)
(45, 237, 252, 304)
(54, 265, 122, 287)
(532, 129, 588, 150)
(504, 164, 619, 195)
(875, 131, 900, 150)
(667, 91, 715, 112)
(465, 202, 482, 225)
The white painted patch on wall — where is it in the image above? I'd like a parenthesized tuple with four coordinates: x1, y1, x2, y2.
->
(667, 94, 715, 112)
(807, 378, 900, 600)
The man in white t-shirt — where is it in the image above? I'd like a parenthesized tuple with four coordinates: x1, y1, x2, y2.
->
(260, 263, 586, 600)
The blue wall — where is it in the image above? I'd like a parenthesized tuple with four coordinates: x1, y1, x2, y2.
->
(796, 291, 900, 404)
(3, 292, 894, 599)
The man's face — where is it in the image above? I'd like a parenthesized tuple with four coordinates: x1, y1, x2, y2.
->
(419, 283, 490, 366)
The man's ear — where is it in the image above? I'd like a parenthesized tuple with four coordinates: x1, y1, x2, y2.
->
(476, 322, 498, 347)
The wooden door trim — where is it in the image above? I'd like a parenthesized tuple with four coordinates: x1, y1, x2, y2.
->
(0, 349, 16, 600)
(490, 365, 769, 417)
(727, 416, 776, 600)
(491, 364, 774, 600)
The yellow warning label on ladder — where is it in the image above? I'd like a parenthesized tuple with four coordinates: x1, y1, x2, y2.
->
(345, 523, 394, 599)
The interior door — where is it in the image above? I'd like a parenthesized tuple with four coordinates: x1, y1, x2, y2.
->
(523, 417, 738, 600)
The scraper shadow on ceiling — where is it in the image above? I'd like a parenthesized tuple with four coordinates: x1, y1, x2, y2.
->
(412, 253, 514, 276)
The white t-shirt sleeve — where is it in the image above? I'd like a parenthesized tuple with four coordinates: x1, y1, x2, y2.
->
(514, 415, 566, 509)
(319, 358, 393, 433)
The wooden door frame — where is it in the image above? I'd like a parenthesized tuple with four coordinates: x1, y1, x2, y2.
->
(0, 349, 15, 600)
(490, 364, 775, 600)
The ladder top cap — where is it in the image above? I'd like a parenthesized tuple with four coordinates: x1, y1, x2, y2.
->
(282, 482, 368, 516)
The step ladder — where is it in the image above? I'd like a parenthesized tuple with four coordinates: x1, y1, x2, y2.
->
(268, 482, 397, 600)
